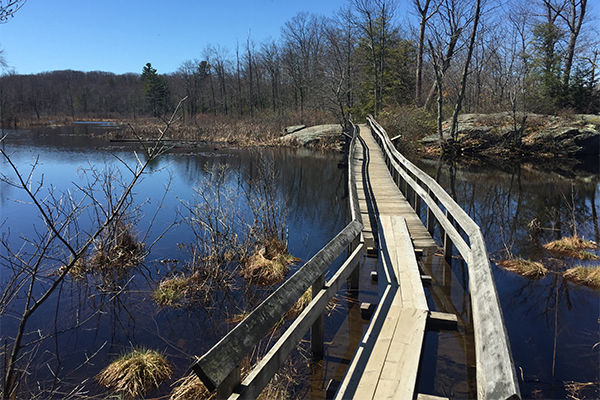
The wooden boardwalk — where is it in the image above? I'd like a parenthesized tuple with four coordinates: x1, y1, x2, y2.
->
(192, 120, 520, 400)
(353, 124, 437, 253)
(335, 125, 439, 400)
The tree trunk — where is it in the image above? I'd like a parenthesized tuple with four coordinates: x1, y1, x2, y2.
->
(449, 0, 481, 143)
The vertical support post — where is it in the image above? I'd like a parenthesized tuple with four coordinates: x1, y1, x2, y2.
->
(414, 180, 421, 218)
(311, 273, 325, 360)
(427, 191, 436, 235)
(216, 364, 241, 400)
(347, 235, 360, 291)
(444, 211, 454, 265)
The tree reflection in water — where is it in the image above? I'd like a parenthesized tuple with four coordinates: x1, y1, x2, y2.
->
(413, 155, 599, 399)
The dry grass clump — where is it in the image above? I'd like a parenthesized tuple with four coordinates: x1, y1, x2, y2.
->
(153, 269, 219, 307)
(543, 235, 599, 260)
(91, 221, 145, 279)
(497, 258, 548, 279)
(564, 380, 599, 399)
(96, 347, 173, 399)
(240, 238, 299, 286)
(169, 372, 212, 400)
(563, 266, 600, 290)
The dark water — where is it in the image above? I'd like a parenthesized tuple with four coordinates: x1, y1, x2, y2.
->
(411, 156, 600, 399)
(0, 124, 349, 398)
(1, 124, 598, 399)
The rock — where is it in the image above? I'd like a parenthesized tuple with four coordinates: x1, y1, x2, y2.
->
(574, 129, 600, 155)
(284, 125, 306, 134)
(420, 113, 600, 157)
(279, 124, 343, 147)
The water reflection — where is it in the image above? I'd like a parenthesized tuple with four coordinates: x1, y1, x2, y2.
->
(0, 125, 347, 398)
(412, 155, 600, 398)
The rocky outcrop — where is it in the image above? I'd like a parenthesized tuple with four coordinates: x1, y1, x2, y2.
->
(421, 113, 600, 157)
(279, 124, 343, 147)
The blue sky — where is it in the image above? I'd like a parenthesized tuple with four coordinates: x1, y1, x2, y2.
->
(1, 1, 597, 76)
(0, 0, 352, 75)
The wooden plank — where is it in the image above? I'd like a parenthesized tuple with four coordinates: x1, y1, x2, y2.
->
(335, 215, 428, 400)
(427, 311, 459, 331)
(373, 307, 428, 400)
(367, 117, 521, 400)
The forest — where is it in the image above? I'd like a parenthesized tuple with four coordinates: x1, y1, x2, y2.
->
(0, 0, 598, 134)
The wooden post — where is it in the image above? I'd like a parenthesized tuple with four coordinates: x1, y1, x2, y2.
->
(311, 273, 325, 360)
(216, 364, 240, 400)
(414, 179, 421, 218)
(443, 211, 454, 265)
(427, 191, 436, 236)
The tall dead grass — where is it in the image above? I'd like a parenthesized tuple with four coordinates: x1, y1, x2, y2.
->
(496, 258, 548, 279)
(563, 266, 600, 290)
(543, 235, 599, 260)
(96, 347, 173, 399)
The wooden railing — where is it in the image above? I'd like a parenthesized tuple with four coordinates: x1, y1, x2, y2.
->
(192, 122, 364, 399)
(367, 115, 521, 400)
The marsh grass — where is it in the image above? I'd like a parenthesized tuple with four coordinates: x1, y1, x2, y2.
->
(563, 266, 600, 290)
(240, 239, 299, 286)
(90, 221, 145, 283)
(543, 235, 599, 260)
(96, 347, 173, 399)
(285, 289, 313, 319)
(497, 258, 548, 279)
(564, 380, 599, 399)
(153, 274, 198, 307)
(169, 372, 212, 400)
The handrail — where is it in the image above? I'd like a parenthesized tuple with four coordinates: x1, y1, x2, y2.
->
(193, 121, 364, 399)
(366, 115, 520, 400)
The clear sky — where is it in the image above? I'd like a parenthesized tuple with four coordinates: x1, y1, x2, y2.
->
(0, 0, 352, 75)
(1, 1, 597, 77)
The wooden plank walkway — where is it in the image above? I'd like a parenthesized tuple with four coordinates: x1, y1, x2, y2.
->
(335, 125, 438, 400)
(352, 124, 437, 253)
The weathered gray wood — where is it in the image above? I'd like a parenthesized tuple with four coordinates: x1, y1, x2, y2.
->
(311, 273, 325, 359)
(336, 215, 428, 400)
(417, 394, 450, 400)
(217, 365, 241, 400)
(230, 242, 364, 400)
(468, 232, 521, 400)
(367, 115, 521, 400)
(360, 302, 376, 320)
(427, 311, 459, 331)
(193, 219, 362, 392)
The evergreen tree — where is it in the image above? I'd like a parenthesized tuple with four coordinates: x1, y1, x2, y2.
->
(141, 63, 169, 116)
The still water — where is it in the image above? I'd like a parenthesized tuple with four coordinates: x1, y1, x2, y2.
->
(1, 124, 349, 398)
(411, 156, 600, 399)
(1, 123, 598, 398)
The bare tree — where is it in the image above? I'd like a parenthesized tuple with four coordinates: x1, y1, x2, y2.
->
(0, 100, 184, 399)
(0, 0, 26, 23)
(448, 0, 482, 144)
(413, 0, 441, 105)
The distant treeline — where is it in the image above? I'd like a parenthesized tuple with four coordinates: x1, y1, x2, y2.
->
(1, 0, 598, 128)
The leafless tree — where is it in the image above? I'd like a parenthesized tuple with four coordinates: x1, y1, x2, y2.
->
(0, 0, 26, 23)
(413, 0, 441, 105)
(0, 100, 185, 399)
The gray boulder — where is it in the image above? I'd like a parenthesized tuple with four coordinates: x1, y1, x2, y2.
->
(280, 124, 343, 146)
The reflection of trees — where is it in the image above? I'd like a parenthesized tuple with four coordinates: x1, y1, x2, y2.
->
(416, 157, 600, 396)
(424, 159, 598, 261)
